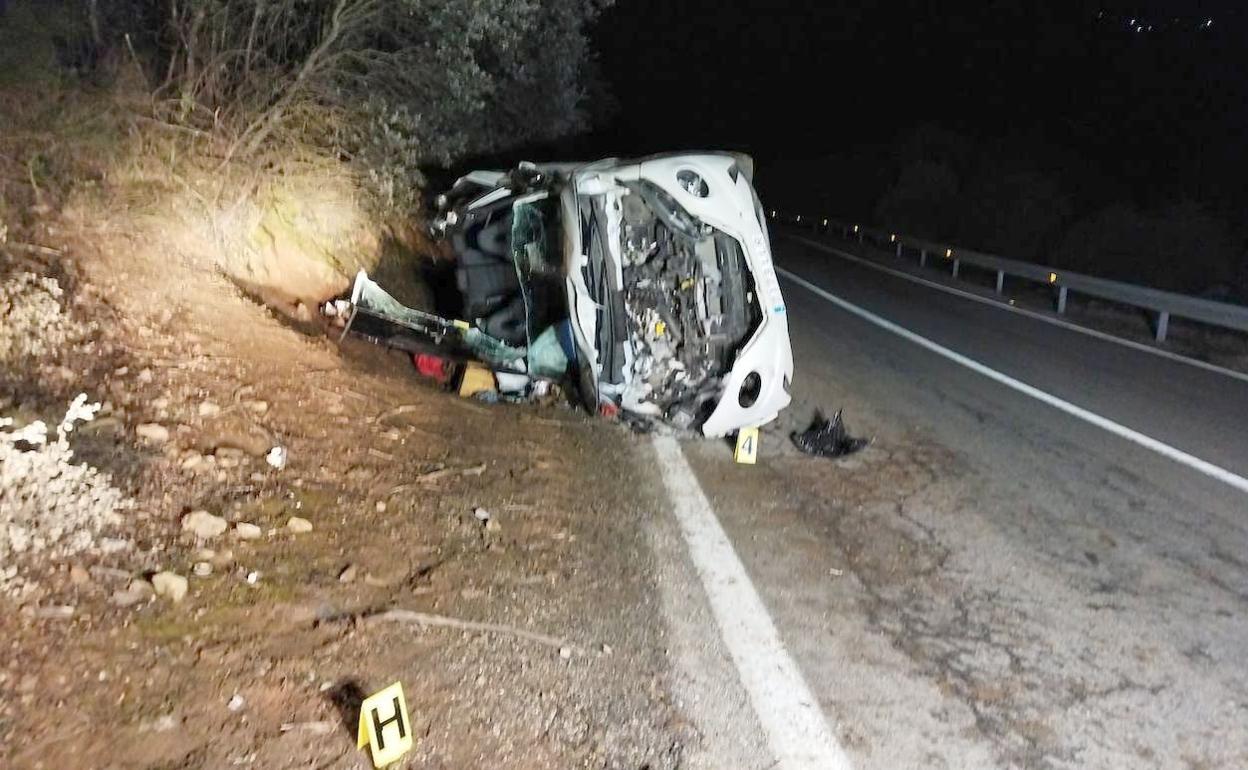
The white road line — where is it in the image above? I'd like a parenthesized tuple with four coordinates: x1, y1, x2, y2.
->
(788, 234, 1248, 385)
(651, 434, 853, 770)
(779, 268, 1248, 495)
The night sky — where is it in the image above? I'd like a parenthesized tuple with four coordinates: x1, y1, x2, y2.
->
(591, 1, 1246, 214)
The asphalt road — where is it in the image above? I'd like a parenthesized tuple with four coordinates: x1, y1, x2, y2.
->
(660, 232, 1248, 769)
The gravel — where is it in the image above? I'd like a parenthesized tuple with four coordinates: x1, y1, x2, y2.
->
(1, 395, 132, 594)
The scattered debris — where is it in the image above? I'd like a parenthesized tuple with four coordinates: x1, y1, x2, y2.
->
(198, 401, 222, 418)
(226, 694, 246, 712)
(559, 646, 572, 660)
(338, 564, 358, 583)
(279, 721, 334, 735)
(286, 516, 313, 534)
(182, 510, 228, 539)
(152, 571, 189, 602)
(790, 409, 870, 458)
(473, 507, 491, 523)
(192, 561, 213, 577)
(245, 571, 261, 585)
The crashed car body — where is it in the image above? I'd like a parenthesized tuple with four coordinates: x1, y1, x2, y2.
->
(353, 153, 792, 436)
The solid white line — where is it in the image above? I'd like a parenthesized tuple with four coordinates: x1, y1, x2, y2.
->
(788, 234, 1248, 385)
(651, 433, 854, 770)
(778, 268, 1248, 495)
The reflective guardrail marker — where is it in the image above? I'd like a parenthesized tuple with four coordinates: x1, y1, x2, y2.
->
(734, 427, 760, 464)
(1048, 272, 1058, 284)
(357, 682, 413, 768)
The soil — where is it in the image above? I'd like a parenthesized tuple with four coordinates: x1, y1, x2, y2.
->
(0, 210, 690, 768)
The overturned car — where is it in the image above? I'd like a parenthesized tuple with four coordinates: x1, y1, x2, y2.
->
(339, 153, 793, 437)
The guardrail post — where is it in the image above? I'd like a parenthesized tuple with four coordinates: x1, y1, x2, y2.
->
(919, 249, 927, 267)
(857, 230, 863, 244)
(1155, 311, 1169, 342)
(895, 241, 902, 258)
(995, 270, 1004, 294)
(1056, 286, 1068, 314)
(952, 258, 960, 279)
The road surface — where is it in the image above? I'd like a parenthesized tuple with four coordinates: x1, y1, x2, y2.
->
(649, 231, 1248, 769)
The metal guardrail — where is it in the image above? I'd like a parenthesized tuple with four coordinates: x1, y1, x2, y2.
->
(773, 213, 1248, 342)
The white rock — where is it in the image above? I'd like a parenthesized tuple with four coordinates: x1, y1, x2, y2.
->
(233, 522, 262, 540)
(227, 694, 245, 712)
(112, 579, 154, 607)
(197, 401, 221, 418)
(286, 516, 313, 534)
(152, 571, 188, 603)
(266, 446, 287, 470)
(181, 510, 227, 539)
(135, 423, 170, 443)
(192, 562, 212, 577)
(142, 714, 179, 733)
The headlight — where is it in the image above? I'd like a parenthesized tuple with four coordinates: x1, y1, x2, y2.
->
(676, 170, 709, 198)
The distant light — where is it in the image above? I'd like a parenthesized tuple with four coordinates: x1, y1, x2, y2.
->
(1048, 272, 1058, 284)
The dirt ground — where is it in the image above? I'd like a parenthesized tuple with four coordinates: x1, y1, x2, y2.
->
(0, 209, 692, 769)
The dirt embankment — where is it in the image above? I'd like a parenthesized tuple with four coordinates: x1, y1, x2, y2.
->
(1, 90, 689, 769)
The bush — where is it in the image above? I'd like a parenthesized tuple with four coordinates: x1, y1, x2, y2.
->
(143, 0, 612, 213)
(1056, 201, 1239, 294)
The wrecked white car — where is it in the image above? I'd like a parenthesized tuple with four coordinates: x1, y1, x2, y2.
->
(341, 152, 793, 437)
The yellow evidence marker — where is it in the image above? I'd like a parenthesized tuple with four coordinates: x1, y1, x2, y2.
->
(357, 681, 413, 768)
(458, 361, 496, 398)
(734, 426, 759, 464)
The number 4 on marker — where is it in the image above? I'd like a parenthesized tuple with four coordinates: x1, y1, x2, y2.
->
(357, 682, 413, 767)
(734, 427, 759, 465)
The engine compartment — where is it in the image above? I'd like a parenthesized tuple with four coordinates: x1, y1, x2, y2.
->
(615, 182, 762, 428)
